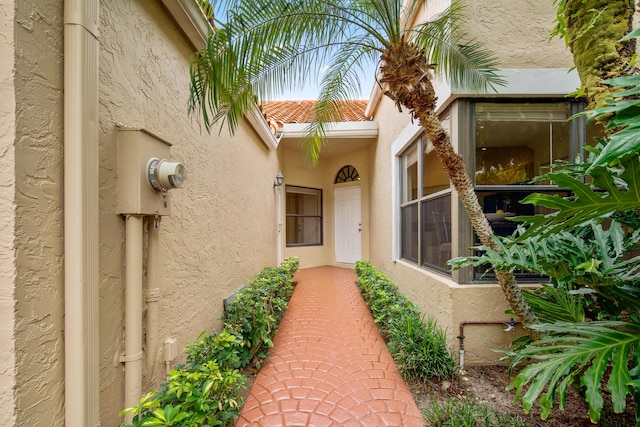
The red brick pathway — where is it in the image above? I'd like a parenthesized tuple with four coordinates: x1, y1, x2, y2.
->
(236, 266, 425, 426)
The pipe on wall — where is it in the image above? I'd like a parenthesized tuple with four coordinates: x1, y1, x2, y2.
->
(276, 184, 283, 265)
(63, 0, 100, 425)
(145, 217, 161, 376)
(123, 215, 144, 423)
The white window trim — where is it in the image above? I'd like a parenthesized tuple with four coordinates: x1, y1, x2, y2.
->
(390, 121, 423, 261)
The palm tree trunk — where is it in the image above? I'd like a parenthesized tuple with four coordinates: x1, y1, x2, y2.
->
(380, 41, 541, 334)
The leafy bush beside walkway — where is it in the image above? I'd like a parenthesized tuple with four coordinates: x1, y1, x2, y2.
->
(354, 260, 456, 383)
(120, 257, 299, 427)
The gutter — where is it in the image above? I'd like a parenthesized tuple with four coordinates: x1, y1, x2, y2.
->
(160, 0, 210, 50)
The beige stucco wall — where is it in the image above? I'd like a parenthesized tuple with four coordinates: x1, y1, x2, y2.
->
(12, 0, 66, 425)
(464, 0, 573, 68)
(4, 0, 280, 425)
(0, 1, 16, 425)
(98, 1, 279, 423)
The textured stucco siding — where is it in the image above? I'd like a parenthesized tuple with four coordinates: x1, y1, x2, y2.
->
(98, 1, 278, 423)
(0, 1, 16, 425)
(4, 0, 278, 425)
(464, 0, 573, 68)
(13, 0, 66, 425)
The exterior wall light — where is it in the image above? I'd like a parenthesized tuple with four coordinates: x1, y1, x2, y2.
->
(274, 171, 284, 188)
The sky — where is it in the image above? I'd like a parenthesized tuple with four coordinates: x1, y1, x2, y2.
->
(271, 67, 379, 101)
(212, 3, 379, 101)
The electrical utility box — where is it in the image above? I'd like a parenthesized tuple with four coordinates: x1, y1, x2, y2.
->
(116, 128, 173, 216)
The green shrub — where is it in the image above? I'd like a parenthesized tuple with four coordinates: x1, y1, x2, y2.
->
(355, 260, 456, 383)
(185, 329, 246, 371)
(423, 397, 529, 427)
(388, 312, 456, 382)
(222, 264, 296, 366)
(120, 361, 245, 427)
(120, 257, 299, 427)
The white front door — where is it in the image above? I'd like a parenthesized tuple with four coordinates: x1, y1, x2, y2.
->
(334, 186, 361, 264)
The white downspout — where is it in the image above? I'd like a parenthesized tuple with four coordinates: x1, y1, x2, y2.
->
(63, 0, 100, 426)
(123, 215, 144, 423)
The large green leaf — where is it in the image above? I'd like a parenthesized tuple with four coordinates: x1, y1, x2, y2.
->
(514, 153, 640, 241)
(578, 72, 640, 171)
(506, 321, 640, 422)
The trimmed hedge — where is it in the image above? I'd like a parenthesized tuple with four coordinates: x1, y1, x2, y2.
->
(120, 257, 299, 427)
(355, 260, 456, 383)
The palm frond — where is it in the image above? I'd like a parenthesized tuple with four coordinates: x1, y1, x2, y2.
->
(301, 40, 379, 164)
(190, 0, 388, 134)
(409, 1, 505, 92)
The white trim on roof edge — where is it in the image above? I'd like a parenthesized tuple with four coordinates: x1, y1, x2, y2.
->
(161, 0, 210, 50)
(281, 121, 378, 139)
(162, 1, 280, 150)
(365, 68, 582, 118)
(246, 107, 280, 150)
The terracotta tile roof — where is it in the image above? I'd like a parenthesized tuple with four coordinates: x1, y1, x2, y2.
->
(261, 100, 369, 125)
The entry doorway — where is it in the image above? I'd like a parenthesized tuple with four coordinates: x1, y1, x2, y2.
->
(334, 186, 361, 264)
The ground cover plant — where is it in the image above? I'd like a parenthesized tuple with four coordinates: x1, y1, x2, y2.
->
(422, 395, 529, 427)
(119, 257, 299, 427)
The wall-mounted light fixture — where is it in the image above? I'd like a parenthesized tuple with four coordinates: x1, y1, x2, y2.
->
(274, 171, 284, 188)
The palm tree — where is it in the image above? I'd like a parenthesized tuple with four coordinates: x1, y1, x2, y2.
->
(189, 0, 540, 330)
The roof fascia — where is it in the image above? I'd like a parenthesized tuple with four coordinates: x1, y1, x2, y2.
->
(434, 68, 581, 115)
(281, 121, 378, 139)
(246, 106, 280, 150)
(161, 1, 280, 150)
(161, 0, 210, 50)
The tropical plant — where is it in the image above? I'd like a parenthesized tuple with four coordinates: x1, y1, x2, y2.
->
(189, 0, 540, 333)
(449, 30, 640, 422)
(120, 361, 245, 427)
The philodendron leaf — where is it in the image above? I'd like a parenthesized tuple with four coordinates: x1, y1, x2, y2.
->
(576, 259, 602, 274)
(515, 154, 640, 241)
(507, 321, 640, 423)
(578, 70, 640, 170)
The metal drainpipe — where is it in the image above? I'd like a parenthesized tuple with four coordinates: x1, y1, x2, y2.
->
(145, 216, 161, 379)
(63, 0, 100, 425)
(123, 215, 144, 423)
(457, 319, 519, 369)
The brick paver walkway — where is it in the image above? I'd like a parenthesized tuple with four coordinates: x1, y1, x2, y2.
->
(236, 266, 425, 426)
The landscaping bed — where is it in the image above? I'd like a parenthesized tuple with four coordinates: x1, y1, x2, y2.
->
(355, 261, 636, 427)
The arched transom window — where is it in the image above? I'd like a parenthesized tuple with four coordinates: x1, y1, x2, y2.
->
(334, 165, 360, 183)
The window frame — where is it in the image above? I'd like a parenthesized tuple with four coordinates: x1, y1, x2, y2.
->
(285, 185, 323, 247)
(470, 99, 585, 282)
(399, 134, 453, 274)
